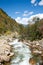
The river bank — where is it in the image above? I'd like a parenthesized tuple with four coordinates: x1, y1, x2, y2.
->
(20, 39, 43, 65)
(0, 36, 32, 65)
(0, 35, 14, 65)
(0, 34, 43, 65)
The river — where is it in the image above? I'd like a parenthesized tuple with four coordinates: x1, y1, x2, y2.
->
(8, 39, 31, 65)
(3, 39, 40, 65)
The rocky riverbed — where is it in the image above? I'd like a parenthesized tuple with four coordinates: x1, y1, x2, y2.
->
(22, 39, 43, 65)
(0, 37, 32, 65)
(0, 35, 43, 65)
(0, 36, 14, 65)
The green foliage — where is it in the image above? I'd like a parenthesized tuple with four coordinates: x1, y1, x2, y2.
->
(19, 18, 43, 41)
(0, 8, 19, 34)
(0, 9, 43, 41)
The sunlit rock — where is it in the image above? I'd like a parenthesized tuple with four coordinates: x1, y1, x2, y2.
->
(29, 58, 36, 65)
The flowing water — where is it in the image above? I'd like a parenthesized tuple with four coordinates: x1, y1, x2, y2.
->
(10, 39, 31, 65)
(3, 39, 32, 65)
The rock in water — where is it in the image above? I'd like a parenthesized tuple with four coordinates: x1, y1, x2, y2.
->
(29, 58, 36, 65)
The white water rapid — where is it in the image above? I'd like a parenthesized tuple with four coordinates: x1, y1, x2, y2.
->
(10, 39, 31, 65)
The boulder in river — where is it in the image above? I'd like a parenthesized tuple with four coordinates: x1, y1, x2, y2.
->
(29, 58, 36, 65)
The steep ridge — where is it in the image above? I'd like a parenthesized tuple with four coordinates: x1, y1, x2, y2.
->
(0, 8, 19, 34)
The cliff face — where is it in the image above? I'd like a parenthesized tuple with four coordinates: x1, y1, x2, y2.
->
(0, 8, 19, 34)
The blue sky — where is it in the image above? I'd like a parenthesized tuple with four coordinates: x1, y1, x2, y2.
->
(0, 0, 43, 24)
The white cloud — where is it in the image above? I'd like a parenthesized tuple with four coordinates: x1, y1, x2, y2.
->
(15, 17, 29, 25)
(31, 0, 36, 4)
(15, 12, 20, 14)
(29, 13, 43, 20)
(39, 0, 43, 6)
(23, 11, 33, 16)
(34, 3, 37, 6)
(28, 13, 43, 24)
(31, 0, 43, 6)
(15, 14, 43, 25)
(29, 12, 34, 15)
(24, 10, 28, 13)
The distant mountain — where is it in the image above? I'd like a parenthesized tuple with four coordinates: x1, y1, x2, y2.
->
(28, 14, 43, 24)
(0, 8, 43, 40)
(0, 8, 19, 34)
(27, 17, 43, 40)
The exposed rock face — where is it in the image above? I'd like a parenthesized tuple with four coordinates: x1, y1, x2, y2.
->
(24, 39, 43, 55)
(0, 38, 14, 63)
(23, 39, 43, 65)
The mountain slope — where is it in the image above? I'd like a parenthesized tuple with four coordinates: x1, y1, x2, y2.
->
(0, 8, 19, 34)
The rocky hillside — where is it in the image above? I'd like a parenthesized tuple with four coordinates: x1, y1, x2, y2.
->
(0, 8, 19, 34)
(0, 8, 43, 41)
(18, 17, 43, 41)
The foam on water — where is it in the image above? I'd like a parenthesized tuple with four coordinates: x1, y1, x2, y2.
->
(10, 39, 31, 65)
